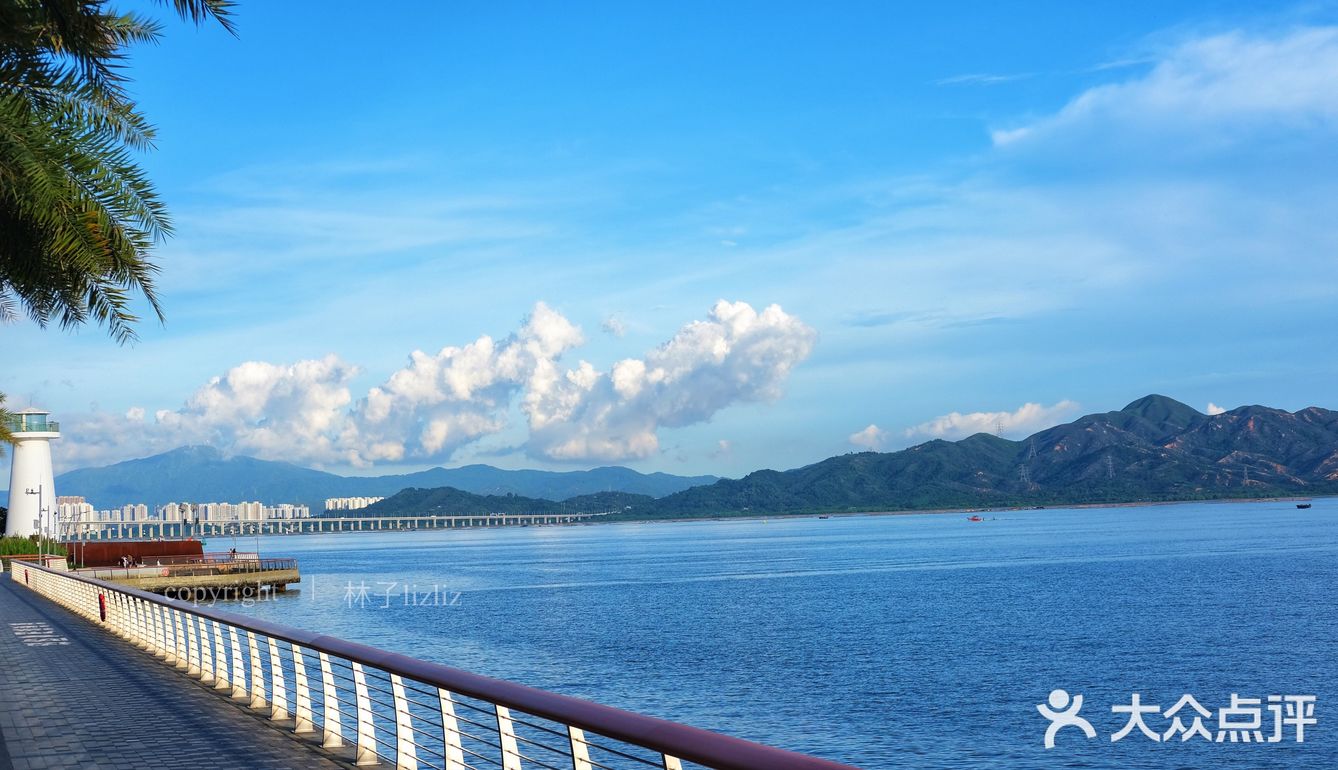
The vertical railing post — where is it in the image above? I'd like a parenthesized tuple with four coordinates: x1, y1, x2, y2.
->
(352, 662, 378, 765)
(496, 705, 523, 770)
(141, 599, 154, 649)
(212, 621, 230, 691)
(268, 637, 289, 721)
(123, 594, 135, 642)
(198, 614, 216, 684)
(122, 594, 136, 642)
(568, 727, 593, 770)
(292, 644, 314, 734)
(132, 597, 149, 647)
(107, 592, 119, 635)
(247, 631, 267, 709)
(124, 595, 137, 641)
(122, 594, 135, 640)
(184, 611, 202, 676)
(114, 593, 129, 637)
(439, 689, 466, 770)
(391, 674, 418, 770)
(163, 606, 179, 665)
(229, 627, 248, 700)
(151, 603, 167, 658)
(319, 652, 344, 748)
(174, 609, 190, 670)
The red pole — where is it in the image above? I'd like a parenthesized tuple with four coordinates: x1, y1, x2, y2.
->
(98, 593, 107, 622)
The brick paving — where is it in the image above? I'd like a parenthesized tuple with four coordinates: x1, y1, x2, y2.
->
(0, 577, 355, 770)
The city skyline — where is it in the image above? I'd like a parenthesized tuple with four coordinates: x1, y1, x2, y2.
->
(55, 496, 311, 524)
(4, 2, 1338, 478)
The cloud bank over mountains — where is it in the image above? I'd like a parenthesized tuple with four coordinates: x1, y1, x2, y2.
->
(904, 400, 1080, 442)
(64, 301, 816, 469)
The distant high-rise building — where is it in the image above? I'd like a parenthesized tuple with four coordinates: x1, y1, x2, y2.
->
(151, 500, 311, 523)
(325, 496, 384, 511)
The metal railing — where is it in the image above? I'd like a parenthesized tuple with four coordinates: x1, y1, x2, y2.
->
(3, 413, 58, 432)
(153, 552, 262, 564)
(80, 558, 298, 581)
(9, 560, 860, 770)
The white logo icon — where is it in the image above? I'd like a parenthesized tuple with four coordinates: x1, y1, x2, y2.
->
(1038, 689, 1097, 749)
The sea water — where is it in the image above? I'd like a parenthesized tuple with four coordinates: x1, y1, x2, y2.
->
(225, 498, 1338, 769)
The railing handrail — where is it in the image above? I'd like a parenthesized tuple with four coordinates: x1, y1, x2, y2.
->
(16, 559, 858, 770)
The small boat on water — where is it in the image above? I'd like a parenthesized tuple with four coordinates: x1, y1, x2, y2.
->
(1297, 503, 1313, 509)
(818, 515, 831, 519)
(967, 515, 984, 522)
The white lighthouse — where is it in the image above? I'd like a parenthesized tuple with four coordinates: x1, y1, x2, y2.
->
(5, 409, 60, 539)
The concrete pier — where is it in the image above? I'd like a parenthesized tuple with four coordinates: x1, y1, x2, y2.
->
(85, 564, 301, 598)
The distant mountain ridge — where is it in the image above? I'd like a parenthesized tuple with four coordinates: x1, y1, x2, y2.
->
(46, 447, 717, 511)
(365, 394, 1338, 519)
(604, 394, 1338, 517)
(25, 395, 1338, 520)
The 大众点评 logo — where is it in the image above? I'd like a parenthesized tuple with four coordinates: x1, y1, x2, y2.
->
(1038, 690, 1316, 748)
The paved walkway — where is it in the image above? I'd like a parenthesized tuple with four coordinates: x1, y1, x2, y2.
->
(0, 576, 353, 770)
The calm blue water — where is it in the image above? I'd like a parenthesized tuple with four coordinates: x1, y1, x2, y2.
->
(220, 499, 1338, 769)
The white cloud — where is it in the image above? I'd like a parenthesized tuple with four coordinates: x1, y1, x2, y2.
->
(848, 424, 887, 450)
(347, 301, 584, 464)
(523, 300, 817, 461)
(1206, 402, 1227, 415)
(936, 72, 1031, 87)
(60, 301, 814, 469)
(154, 355, 361, 465)
(57, 410, 182, 470)
(905, 400, 1080, 442)
(993, 27, 1338, 149)
(601, 314, 627, 337)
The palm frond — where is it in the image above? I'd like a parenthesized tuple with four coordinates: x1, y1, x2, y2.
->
(0, 0, 231, 344)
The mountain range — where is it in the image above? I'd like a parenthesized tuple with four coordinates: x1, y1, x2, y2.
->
(14, 395, 1338, 520)
(364, 394, 1338, 519)
(39, 447, 717, 511)
(608, 394, 1338, 517)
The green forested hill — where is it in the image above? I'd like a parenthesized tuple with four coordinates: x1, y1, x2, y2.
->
(355, 488, 650, 517)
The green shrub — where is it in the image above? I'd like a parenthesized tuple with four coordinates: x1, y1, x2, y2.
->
(0, 536, 65, 556)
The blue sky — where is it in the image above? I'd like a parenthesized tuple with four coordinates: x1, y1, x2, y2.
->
(5, 1, 1338, 478)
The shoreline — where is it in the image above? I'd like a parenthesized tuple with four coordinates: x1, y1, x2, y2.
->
(597, 494, 1326, 527)
(62, 495, 1327, 543)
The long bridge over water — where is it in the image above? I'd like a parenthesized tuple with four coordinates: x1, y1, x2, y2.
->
(59, 510, 615, 541)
